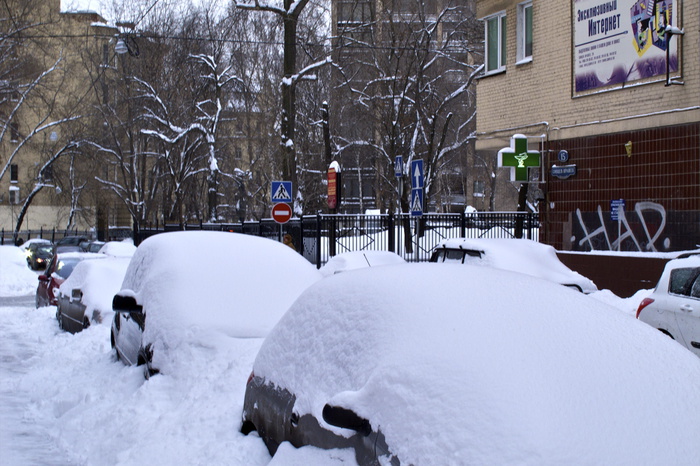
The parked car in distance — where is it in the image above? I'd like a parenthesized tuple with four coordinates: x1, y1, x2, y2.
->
(56, 257, 131, 333)
(319, 250, 406, 277)
(111, 231, 322, 377)
(637, 255, 700, 357)
(84, 241, 105, 253)
(429, 238, 597, 293)
(36, 252, 104, 307)
(25, 241, 55, 270)
(55, 235, 90, 253)
(242, 264, 700, 465)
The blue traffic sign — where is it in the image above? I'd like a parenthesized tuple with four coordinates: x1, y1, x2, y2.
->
(411, 159, 424, 189)
(410, 188, 423, 216)
(394, 156, 403, 177)
(271, 181, 293, 203)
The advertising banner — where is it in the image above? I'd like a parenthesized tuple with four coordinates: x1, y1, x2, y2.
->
(574, 0, 678, 94)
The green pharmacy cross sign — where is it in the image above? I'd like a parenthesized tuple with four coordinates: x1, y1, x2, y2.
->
(498, 134, 541, 183)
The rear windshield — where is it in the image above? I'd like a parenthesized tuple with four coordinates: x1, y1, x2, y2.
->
(54, 258, 81, 279)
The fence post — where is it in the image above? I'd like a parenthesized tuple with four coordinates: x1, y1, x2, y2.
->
(1, 229, 3, 245)
(460, 211, 466, 238)
(315, 213, 322, 268)
(388, 212, 395, 253)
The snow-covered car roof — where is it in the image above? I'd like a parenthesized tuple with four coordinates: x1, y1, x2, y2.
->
(58, 257, 131, 315)
(252, 263, 700, 464)
(319, 250, 406, 277)
(432, 238, 597, 292)
(119, 231, 323, 373)
(98, 240, 136, 257)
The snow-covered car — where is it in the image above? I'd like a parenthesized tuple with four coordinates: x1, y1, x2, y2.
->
(429, 238, 597, 293)
(319, 250, 406, 277)
(110, 231, 322, 377)
(637, 255, 700, 357)
(56, 257, 131, 333)
(36, 252, 105, 307)
(241, 263, 700, 465)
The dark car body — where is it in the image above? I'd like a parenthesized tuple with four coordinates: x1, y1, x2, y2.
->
(36, 252, 99, 307)
(25, 242, 55, 270)
(240, 264, 700, 464)
(55, 235, 90, 253)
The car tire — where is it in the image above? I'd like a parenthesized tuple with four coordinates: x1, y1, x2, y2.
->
(57, 310, 63, 329)
(241, 420, 256, 435)
(82, 317, 90, 329)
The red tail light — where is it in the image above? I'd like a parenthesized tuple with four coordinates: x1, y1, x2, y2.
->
(246, 371, 255, 385)
(636, 297, 655, 319)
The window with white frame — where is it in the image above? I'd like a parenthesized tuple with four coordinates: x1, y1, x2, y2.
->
(517, 2, 532, 63)
(484, 11, 506, 73)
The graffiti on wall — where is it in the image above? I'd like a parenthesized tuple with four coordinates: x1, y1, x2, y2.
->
(575, 201, 669, 251)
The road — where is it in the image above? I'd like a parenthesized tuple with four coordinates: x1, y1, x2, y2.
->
(0, 294, 75, 465)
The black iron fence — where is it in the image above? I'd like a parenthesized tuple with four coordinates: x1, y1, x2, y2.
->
(1, 227, 93, 246)
(137, 211, 539, 267)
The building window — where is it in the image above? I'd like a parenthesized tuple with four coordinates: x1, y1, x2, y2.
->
(9, 186, 19, 205)
(10, 122, 20, 142)
(473, 180, 485, 197)
(234, 147, 242, 160)
(517, 2, 532, 63)
(10, 164, 18, 183)
(484, 11, 506, 73)
(43, 164, 53, 182)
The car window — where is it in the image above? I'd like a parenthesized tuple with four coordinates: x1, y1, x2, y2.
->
(691, 276, 700, 299)
(669, 267, 700, 297)
(444, 249, 466, 263)
(54, 258, 80, 279)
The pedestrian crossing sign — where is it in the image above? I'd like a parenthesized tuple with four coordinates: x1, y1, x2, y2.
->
(410, 188, 423, 216)
(271, 181, 293, 203)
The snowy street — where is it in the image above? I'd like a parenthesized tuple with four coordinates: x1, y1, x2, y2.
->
(0, 294, 273, 465)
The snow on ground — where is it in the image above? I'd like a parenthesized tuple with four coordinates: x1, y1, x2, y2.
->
(0, 245, 39, 297)
(0, 243, 666, 465)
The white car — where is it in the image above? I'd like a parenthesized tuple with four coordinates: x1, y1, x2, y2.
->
(637, 255, 700, 357)
(242, 263, 700, 465)
(111, 231, 323, 377)
(430, 238, 598, 293)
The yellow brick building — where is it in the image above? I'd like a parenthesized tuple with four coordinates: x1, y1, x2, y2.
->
(0, 0, 118, 237)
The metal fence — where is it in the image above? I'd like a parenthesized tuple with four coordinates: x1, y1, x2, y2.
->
(137, 211, 539, 267)
(1, 228, 93, 246)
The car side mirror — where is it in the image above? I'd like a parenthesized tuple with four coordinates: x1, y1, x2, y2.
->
(322, 404, 371, 436)
(112, 294, 142, 313)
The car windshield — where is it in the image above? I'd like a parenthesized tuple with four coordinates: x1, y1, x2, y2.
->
(54, 258, 81, 279)
(37, 246, 54, 255)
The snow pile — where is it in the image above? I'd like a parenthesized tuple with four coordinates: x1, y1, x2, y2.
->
(0, 246, 38, 297)
(255, 264, 700, 465)
(319, 250, 406, 276)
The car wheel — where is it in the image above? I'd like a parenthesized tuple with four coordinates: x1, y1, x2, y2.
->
(82, 317, 90, 329)
(57, 311, 63, 329)
(659, 329, 675, 339)
(241, 420, 256, 435)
